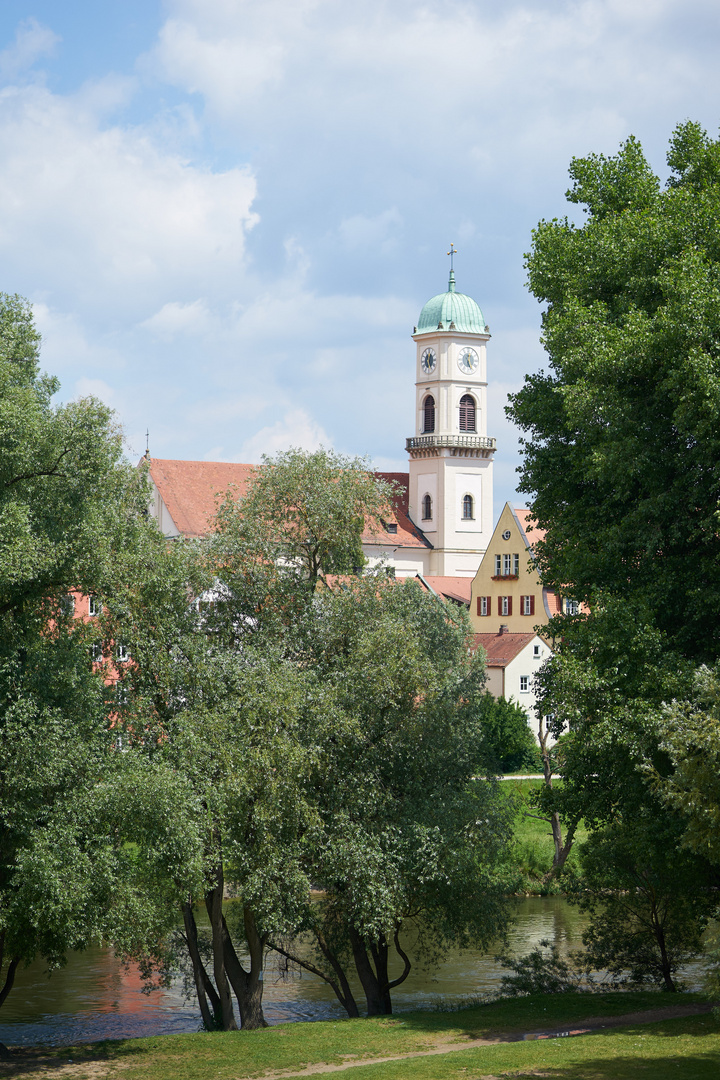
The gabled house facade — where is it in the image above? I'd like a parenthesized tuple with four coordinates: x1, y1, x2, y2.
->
(469, 503, 563, 634)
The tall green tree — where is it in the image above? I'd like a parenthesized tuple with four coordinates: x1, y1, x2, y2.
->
(505, 125, 720, 978)
(508, 122, 720, 661)
(0, 294, 188, 1015)
(110, 450, 400, 1031)
(270, 576, 515, 1017)
(213, 447, 396, 595)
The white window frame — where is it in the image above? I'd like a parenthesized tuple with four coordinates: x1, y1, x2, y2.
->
(117, 643, 129, 662)
(88, 595, 102, 617)
(522, 595, 533, 616)
(500, 596, 510, 616)
(480, 596, 489, 616)
(519, 675, 529, 693)
(495, 554, 502, 575)
(533, 643, 541, 658)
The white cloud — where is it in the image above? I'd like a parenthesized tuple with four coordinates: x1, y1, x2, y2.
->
(141, 299, 211, 339)
(236, 408, 331, 462)
(0, 81, 258, 320)
(74, 377, 117, 405)
(0, 17, 59, 81)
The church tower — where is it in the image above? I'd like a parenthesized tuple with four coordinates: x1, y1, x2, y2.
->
(407, 258, 496, 576)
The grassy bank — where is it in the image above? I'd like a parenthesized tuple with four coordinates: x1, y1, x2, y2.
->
(2, 992, 716, 1080)
(504, 776, 588, 891)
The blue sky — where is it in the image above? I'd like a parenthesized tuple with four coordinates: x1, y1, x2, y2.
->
(2, 1, 720, 520)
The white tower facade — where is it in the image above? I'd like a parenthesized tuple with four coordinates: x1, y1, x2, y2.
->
(407, 268, 496, 576)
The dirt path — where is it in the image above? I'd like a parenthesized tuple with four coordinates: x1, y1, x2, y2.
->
(0, 1003, 713, 1080)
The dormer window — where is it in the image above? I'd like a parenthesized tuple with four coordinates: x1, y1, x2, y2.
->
(459, 394, 476, 432)
(422, 493, 432, 520)
(423, 394, 435, 433)
(385, 522, 398, 534)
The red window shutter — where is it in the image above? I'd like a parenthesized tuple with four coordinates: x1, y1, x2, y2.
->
(477, 597, 482, 616)
(520, 594, 525, 613)
(497, 596, 502, 616)
(507, 596, 512, 616)
(530, 595, 535, 616)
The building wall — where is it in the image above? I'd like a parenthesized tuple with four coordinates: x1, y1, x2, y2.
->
(470, 503, 558, 632)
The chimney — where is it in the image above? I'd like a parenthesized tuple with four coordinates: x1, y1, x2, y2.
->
(499, 624, 509, 634)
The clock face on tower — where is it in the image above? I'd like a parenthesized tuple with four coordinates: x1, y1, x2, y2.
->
(457, 347, 479, 374)
(420, 348, 436, 375)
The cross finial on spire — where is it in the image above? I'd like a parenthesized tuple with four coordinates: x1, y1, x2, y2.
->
(145, 428, 150, 458)
(447, 243, 457, 292)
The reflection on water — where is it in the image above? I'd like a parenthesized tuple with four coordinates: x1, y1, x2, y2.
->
(0, 897, 585, 1048)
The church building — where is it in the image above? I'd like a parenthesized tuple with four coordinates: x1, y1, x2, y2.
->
(146, 266, 496, 584)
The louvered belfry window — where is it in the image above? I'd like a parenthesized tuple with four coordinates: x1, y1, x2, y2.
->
(423, 394, 436, 433)
(459, 394, 476, 432)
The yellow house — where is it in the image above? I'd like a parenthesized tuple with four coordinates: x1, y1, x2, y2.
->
(469, 503, 563, 633)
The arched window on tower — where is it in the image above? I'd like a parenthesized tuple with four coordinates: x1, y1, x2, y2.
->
(462, 494, 474, 520)
(423, 394, 436, 433)
(459, 394, 476, 432)
(422, 493, 432, 520)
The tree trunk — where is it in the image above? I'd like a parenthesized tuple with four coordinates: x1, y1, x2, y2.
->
(205, 865, 238, 1030)
(182, 901, 221, 1030)
(348, 926, 391, 1015)
(269, 931, 360, 1018)
(538, 715, 579, 882)
(218, 905, 268, 1029)
(650, 898, 677, 992)
(0, 932, 20, 1013)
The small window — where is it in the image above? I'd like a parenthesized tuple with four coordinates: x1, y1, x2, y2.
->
(495, 554, 502, 575)
(385, 522, 398, 534)
(88, 595, 102, 617)
(423, 394, 436, 433)
(499, 596, 512, 617)
(521, 595, 535, 616)
(422, 493, 432, 520)
(459, 394, 476, 432)
(519, 675, 529, 693)
(503, 553, 513, 576)
(513, 553, 520, 575)
(117, 643, 129, 662)
(462, 494, 474, 520)
(564, 598, 580, 616)
(533, 643, 541, 658)
(477, 596, 490, 616)
(60, 594, 75, 616)
(90, 644, 103, 662)
(115, 683, 129, 706)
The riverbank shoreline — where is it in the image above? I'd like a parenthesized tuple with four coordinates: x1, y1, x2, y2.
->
(0, 991, 715, 1080)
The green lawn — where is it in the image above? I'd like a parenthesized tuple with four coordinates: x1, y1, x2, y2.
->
(503, 777, 589, 890)
(2, 992, 715, 1080)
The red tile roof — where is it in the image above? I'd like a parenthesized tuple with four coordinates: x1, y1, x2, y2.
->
(147, 459, 430, 549)
(149, 459, 258, 537)
(512, 507, 546, 547)
(419, 576, 473, 605)
(473, 632, 536, 667)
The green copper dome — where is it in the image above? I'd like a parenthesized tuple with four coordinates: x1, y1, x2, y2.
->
(416, 271, 486, 335)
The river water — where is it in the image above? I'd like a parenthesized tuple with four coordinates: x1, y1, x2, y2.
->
(0, 897, 590, 1048)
